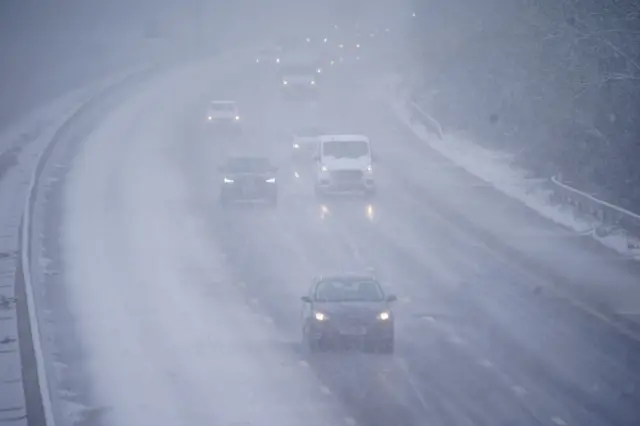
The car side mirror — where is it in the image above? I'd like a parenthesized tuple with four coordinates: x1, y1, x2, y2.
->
(301, 296, 312, 303)
(386, 294, 397, 302)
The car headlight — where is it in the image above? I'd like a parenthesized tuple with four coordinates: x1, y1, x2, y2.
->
(366, 164, 373, 173)
(276, 58, 280, 63)
(310, 80, 316, 85)
(317, 68, 322, 74)
(377, 311, 390, 321)
(282, 80, 288, 85)
(321, 165, 328, 172)
(314, 312, 328, 321)
(235, 115, 240, 121)
(293, 143, 300, 149)
(265, 177, 276, 183)
(223, 177, 234, 183)
(208, 116, 213, 120)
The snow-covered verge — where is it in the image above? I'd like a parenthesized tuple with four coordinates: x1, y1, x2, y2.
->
(390, 84, 640, 262)
(0, 66, 155, 425)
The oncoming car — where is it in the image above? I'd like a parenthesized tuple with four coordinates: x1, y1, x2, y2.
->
(207, 101, 241, 129)
(301, 274, 397, 353)
(218, 156, 278, 206)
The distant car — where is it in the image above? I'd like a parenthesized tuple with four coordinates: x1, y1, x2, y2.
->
(292, 126, 324, 162)
(301, 274, 397, 353)
(280, 63, 319, 98)
(314, 134, 376, 198)
(218, 156, 278, 206)
(207, 101, 241, 129)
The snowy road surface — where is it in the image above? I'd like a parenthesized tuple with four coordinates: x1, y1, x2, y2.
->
(33, 56, 640, 426)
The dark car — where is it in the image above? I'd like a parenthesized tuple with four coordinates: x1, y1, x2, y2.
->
(218, 156, 278, 206)
(301, 274, 397, 353)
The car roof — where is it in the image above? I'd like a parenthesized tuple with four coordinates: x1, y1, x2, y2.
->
(318, 134, 369, 143)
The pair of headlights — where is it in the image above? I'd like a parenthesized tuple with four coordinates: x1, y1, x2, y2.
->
(314, 311, 390, 321)
(282, 80, 316, 86)
(319, 165, 373, 173)
(224, 177, 275, 183)
(208, 116, 240, 121)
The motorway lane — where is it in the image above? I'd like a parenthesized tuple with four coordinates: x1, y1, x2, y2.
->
(190, 71, 640, 426)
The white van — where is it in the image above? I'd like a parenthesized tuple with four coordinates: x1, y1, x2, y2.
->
(314, 134, 376, 197)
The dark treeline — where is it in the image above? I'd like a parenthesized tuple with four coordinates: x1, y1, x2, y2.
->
(408, 0, 640, 211)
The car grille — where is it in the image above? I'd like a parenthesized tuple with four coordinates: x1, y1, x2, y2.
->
(330, 170, 363, 181)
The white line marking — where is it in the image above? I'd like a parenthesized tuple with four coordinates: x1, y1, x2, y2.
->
(320, 385, 332, 395)
(551, 417, 567, 425)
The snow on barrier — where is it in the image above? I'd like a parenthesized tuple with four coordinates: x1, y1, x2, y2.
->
(549, 176, 640, 246)
(399, 86, 640, 256)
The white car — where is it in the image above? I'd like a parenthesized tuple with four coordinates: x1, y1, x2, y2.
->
(314, 134, 376, 197)
(207, 101, 241, 126)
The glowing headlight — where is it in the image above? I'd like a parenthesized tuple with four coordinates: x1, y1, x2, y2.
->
(235, 115, 240, 121)
(282, 80, 288, 85)
(293, 143, 300, 149)
(377, 311, 390, 321)
(208, 116, 213, 120)
(314, 312, 327, 321)
(323, 38, 328, 43)
(321, 165, 328, 172)
(356, 43, 360, 48)
(310, 80, 316, 85)
(366, 165, 373, 173)
(316, 68, 322, 74)
(366, 204, 374, 220)
(276, 57, 280, 63)
(339, 43, 344, 49)
(265, 177, 276, 183)
(223, 177, 234, 183)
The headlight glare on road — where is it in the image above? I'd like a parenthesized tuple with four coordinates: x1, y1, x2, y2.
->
(377, 311, 390, 321)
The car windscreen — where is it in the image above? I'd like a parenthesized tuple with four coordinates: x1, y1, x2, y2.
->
(315, 279, 385, 302)
(224, 157, 271, 173)
(322, 140, 369, 158)
(210, 103, 235, 111)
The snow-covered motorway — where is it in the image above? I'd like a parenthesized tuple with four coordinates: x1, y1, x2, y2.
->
(31, 54, 640, 426)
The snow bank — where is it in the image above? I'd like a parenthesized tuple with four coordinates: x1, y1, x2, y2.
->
(390, 92, 640, 261)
